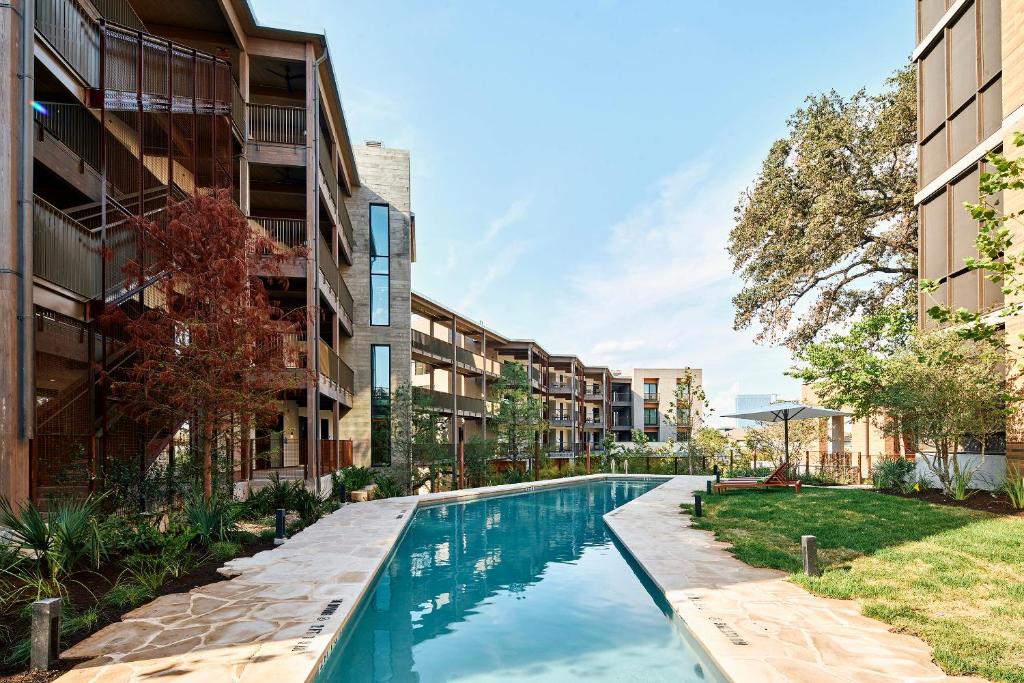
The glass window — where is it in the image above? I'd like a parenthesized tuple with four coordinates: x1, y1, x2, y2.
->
(371, 345, 391, 466)
(949, 100, 978, 163)
(643, 382, 657, 400)
(920, 40, 946, 139)
(644, 408, 658, 426)
(370, 204, 390, 326)
(982, 78, 1002, 138)
(921, 129, 948, 185)
(922, 191, 948, 280)
(949, 6, 977, 110)
(981, 0, 1001, 83)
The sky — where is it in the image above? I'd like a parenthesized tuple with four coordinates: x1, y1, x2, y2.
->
(250, 1, 914, 426)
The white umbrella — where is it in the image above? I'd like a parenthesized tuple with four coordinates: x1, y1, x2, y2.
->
(722, 401, 849, 464)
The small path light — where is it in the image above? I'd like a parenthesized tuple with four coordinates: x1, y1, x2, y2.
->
(275, 508, 286, 545)
(694, 494, 702, 518)
(31, 597, 61, 670)
(802, 535, 820, 577)
(705, 480, 713, 495)
(337, 482, 346, 509)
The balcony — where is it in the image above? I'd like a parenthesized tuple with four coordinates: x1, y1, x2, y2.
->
(250, 217, 305, 249)
(33, 196, 100, 298)
(584, 417, 604, 429)
(643, 393, 659, 402)
(530, 365, 542, 386)
(611, 415, 632, 430)
(317, 234, 353, 334)
(36, 0, 100, 87)
(549, 411, 573, 427)
(412, 329, 452, 361)
(248, 103, 305, 145)
(549, 382, 572, 395)
(318, 339, 354, 406)
(584, 388, 603, 401)
(611, 391, 632, 405)
(413, 387, 487, 417)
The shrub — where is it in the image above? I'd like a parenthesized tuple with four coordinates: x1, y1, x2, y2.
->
(871, 456, 916, 491)
(98, 513, 165, 555)
(291, 487, 329, 527)
(340, 466, 374, 492)
(373, 473, 404, 499)
(102, 579, 154, 609)
(950, 462, 979, 501)
(209, 540, 243, 563)
(123, 554, 169, 593)
(1003, 462, 1024, 510)
(0, 495, 103, 577)
(184, 492, 238, 545)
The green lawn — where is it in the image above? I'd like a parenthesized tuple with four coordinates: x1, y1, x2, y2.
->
(683, 488, 1024, 683)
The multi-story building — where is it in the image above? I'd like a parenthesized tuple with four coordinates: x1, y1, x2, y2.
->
(409, 294, 698, 461)
(0, 0, 418, 506)
(913, 0, 1015, 464)
(733, 393, 778, 427)
(607, 369, 703, 444)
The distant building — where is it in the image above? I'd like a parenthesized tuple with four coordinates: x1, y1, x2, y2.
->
(733, 394, 778, 427)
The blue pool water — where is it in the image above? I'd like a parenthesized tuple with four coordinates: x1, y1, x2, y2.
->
(317, 480, 725, 682)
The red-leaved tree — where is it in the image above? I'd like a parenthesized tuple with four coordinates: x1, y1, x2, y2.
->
(102, 189, 308, 499)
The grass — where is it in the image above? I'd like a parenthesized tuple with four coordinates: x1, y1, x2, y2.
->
(684, 488, 1024, 683)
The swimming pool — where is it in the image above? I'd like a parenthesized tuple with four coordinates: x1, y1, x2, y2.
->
(317, 479, 726, 682)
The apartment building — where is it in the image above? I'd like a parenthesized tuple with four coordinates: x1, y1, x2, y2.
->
(608, 369, 703, 444)
(914, 0, 1017, 463)
(408, 293, 698, 461)
(0, 0, 417, 505)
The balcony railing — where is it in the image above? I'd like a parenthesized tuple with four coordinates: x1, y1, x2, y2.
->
(611, 416, 632, 428)
(550, 411, 573, 425)
(644, 393, 659, 402)
(36, 0, 101, 87)
(412, 329, 452, 360)
(33, 196, 100, 298)
(319, 339, 354, 403)
(585, 388, 603, 400)
(338, 201, 354, 262)
(317, 234, 353, 330)
(319, 134, 341, 216)
(549, 382, 572, 394)
(530, 365, 542, 385)
(413, 387, 487, 416)
(34, 101, 102, 171)
(248, 103, 305, 145)
(611, 391, 632, 403)
(250, 217, 306, 249)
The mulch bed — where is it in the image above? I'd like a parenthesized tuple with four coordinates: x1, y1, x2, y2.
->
(0, 537, 275, 682)
(883, 488, 1023, 516)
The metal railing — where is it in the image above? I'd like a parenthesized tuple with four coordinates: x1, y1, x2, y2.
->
(318, 233, 353, 328)
(250, 217, 306, 249)
(90, 0, 146, 31)
(35, 0, 101, 87)
(644, 393, 659, 401)
(248, 103, 305, 145)
(34, 101, 101, 170)
(413, 387, 487, 416)
(530, 365, 542, 384)
(611, 415, 632, 427)
(412, 329, 453, 359)
(231, 78, 245, 138)
(33, 196, 100, 298)
(611, 392, 632, 403)
(549, 382, 572, 393)
(338, 201, 354, 261)
(319, 133, 340, 215)
(318, 339, 354, 401)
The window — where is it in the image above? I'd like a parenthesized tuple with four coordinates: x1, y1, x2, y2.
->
(371, 345, 391, 466)
(643, 382, 658, 400)
(370, 204, 390, 326)
(920, 40, 946, 139)
(644, 408, 658, 426)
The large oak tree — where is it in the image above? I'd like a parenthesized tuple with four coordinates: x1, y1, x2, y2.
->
(729, 65, 917, 351)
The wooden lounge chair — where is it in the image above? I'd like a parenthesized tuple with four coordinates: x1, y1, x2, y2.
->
(712, 462, 801, 494)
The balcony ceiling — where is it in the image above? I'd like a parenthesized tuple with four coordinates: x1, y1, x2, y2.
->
(130, 0, 232, 36)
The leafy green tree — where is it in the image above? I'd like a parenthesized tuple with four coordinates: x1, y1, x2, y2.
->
(391, 384, 448, 493)
(744, 419, 820, 468)
(730, 65, 917, 350)
(692, 427, 729, 472)
(488, 363, 546, 467)
(663, 369, 709, 473)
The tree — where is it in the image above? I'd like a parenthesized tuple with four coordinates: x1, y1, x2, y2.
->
(102, 189, 306, 499)
(489, 362, 546, 467)
(691, 427, 729, 472)
(745, 420, 820, 468)
(729, 65, 917, 351)
(663, 369, 709, 473)
(886, 332, 1008, 495)
(390, 383, 448, 493)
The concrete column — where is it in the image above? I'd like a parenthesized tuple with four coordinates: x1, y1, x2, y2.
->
(304, 42, 318, 484)
(0, 0, 32, 506)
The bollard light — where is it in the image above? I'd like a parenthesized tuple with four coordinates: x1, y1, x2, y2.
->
(694, 494, 702, 517)
(338, 482, 346, 509)
(801, 535, 820, 577)
(275, 507, 286, 545)
(31, 598, 61, 670)
(706, 480, 712, 495)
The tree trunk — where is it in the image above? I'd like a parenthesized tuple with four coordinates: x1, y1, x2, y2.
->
(202, 418, 214, 500)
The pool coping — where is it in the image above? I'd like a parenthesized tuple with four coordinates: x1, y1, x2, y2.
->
(55, 473, 671, 683)
(604, 476, 987, 683)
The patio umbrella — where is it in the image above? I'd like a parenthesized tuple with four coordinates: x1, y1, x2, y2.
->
(722, 402, 849, 464)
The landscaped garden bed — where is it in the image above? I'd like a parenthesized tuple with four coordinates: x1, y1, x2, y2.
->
(683, 488, 1024, 683)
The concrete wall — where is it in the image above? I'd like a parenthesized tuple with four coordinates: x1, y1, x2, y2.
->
(630, 368, 703, 443)
(340, 144, 412, 470)
(914, 453, 1008, 491)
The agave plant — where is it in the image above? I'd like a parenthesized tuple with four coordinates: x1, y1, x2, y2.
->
(0, 495, 104, 578)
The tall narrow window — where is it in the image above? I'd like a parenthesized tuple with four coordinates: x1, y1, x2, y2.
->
(370, 204, 390, 326)
(371, 345, 391, 466)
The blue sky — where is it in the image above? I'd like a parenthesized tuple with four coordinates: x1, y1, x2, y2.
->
(251, 1, 914, 425)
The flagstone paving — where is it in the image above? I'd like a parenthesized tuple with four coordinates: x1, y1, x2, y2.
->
(604, 476, 988, 683)
(56, 474, 986, 682)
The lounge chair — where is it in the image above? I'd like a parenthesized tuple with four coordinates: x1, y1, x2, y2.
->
(712, 462, 801, 494)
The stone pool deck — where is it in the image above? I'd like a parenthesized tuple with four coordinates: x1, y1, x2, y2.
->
(56, 474, 984, 683)
(605, 476, 986, 683)
(56, 474, 634, 682)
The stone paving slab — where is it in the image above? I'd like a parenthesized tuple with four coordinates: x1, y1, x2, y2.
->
(604, 476, 988, 683)
(56, 474, 662, 682)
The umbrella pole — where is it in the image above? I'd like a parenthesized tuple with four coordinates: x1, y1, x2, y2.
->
(784, 415, 790, 466)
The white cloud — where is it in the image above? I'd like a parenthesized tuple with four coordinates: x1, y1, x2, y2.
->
(539, 157, 799, 426)
(454, 198, 532, 311)
(479, 197, 531, 249)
